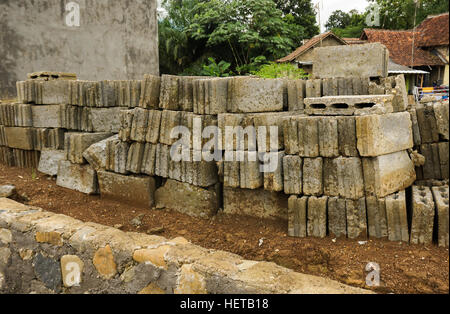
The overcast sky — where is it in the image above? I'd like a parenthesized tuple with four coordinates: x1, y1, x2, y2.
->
(318, 0, 370, 32)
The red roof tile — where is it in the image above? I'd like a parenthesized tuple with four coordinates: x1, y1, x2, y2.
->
(416, 13, 449, 47)
(277, 31, 347, 63)
(361, 29, 444, 67)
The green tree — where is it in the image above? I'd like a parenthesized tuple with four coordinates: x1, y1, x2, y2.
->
(187, 0, 301, 73)
(368, 0, 449, 30)
(326, 9, 367, 38)
(273, 0, 320, 42)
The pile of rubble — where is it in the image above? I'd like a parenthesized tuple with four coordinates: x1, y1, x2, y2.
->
(0, 44, 448, 247)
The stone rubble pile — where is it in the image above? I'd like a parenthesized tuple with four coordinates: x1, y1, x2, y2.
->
(0, 61, 448, 246)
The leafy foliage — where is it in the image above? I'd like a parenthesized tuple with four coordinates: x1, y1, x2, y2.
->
(158, 0, 319, 76)
(201, 58, 233, 77)
(253, 62, 309, 79)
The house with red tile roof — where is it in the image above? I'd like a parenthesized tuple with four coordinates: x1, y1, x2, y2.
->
(361, 13, 449, 86)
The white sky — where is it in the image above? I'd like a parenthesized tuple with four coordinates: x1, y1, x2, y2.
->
(316, 0, 370, 32)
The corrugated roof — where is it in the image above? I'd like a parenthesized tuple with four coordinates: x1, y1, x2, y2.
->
(388, 59, 429, 74)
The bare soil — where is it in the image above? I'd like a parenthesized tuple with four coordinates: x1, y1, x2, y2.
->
(1, 164, 448, 294)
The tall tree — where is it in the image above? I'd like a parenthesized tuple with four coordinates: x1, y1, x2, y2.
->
(326, 9, 367, 38)
(325, 10, 352, 30)
(368, 0, 449, 30)
(274, 0, 320, 41)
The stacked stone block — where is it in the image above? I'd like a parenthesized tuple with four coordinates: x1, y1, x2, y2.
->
(410, 101, 449, 181)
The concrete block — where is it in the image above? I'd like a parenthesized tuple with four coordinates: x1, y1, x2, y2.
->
(118, 109, 134, 142)
(105, 138, 130, 175)
(432, 186, 449, 247)
(356, 112, 413, 157)
(263, 151, 284, 192)
(83, 135, 118, 171)
(337, 116, 358, 157)
(323, 158, 339, 196)
(410, 186, 435, 245)
(385, 191, 409, 242)
(288, 196, 307, 238)
(89, 107, 121, 133)
(346, 198, 367, 239)
(433, 101, 449, 140)
(392, 75, 408, 112)
(328, 197, 347, 238)
(4, 127, 35, 150)
(305, 79, 322, 98)
(307, 196, 328, 238)
(40, 80, 71, 105)
(32, 105, 64, 128)
(408, 109, 422, 146)
(145, 110, 162, 144)
(56, 160, 98, 195)
(239, 151, 263, 190)
(227, 77, 285, 113)
(283, 117, 299, 155)
(302, 158, 323, 196)
(38, 149, 66, 176)
(416, 105, 439, 144)
(305, 95, 394, 116)
(318, 117, 339, 158)
(141, 143, 158, 176)
(362, 151, 416, 198)
(438, 142, 449, 180)
(253, 112, 292, 152)
(156, 180, 219, 218)
(98, 171, 156, 207)
(366, 196, 388, 239)
(139, 74, 161, 109)
(223, 187, 289, 220)
(287, 79, 305, 111)
(159, 110, 182, 146)
(321, 78, 338, 96)
(313, 43, 389, 79)
(283, 155, 302, 195)
(126, 142, 146, 174)
(155, 144, 170, 178)
(336, 157, 365, 200)
(130, 108, 150, 143)
(65, 132, 113, 164)
(297, 116, 319, 157)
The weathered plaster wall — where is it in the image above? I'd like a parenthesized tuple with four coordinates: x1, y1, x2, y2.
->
(0, 0, 159, 98)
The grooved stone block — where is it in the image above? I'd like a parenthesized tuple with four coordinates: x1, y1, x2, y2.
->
(38, 149, 66, 176)
(438, 142, 449, 180)
(408, 109, 422, 146)
(65, 132, 113, 164)
(89, 107, 121, 133)
(263, 151, 284, 192)
(105, 139, 130, 175)
(56, 161, 98, 194)
(156, 180, 219, 218)
(416, 105, 440, 144)
(287, 80, 305, 111)
(223, 187, 289, 220)
(346, 198, 367, 239)
(337, 116, 358, 157)
(297, 116, 319, 157)
(307, 196, 328, 238)
(98, 171, 156, 207)
(362, 151, 416, 198)
(432, 186, 449, 247)
(40, 80, 71, 105)
(323, 157, 364, 200)
(318, 117, 339, 158)
(356, 112, 413, 157)
(32, 105, 64, 128)
(328, 197, 347, 238)
(302, 158, 323, 196)
(83, 135, 118, 171)
(366, 196, 388, 239)
(227, 77, 285, 113)
(305, 79, 322, 98)
(433, 101, 449, 140)
(288, 196, 307, 238)
(4, 127, 35, 150)
(283, 155, 303, 195)
(139, 74, 161, 109)
(410, 186, 435, 245)
(385, 191, 409, 242)
(313, 43, 389, 79)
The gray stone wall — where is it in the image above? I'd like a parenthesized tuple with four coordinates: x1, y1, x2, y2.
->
(0, 0, 159, 98)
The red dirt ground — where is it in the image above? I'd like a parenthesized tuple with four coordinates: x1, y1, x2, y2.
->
(1, 164, 448, 294)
